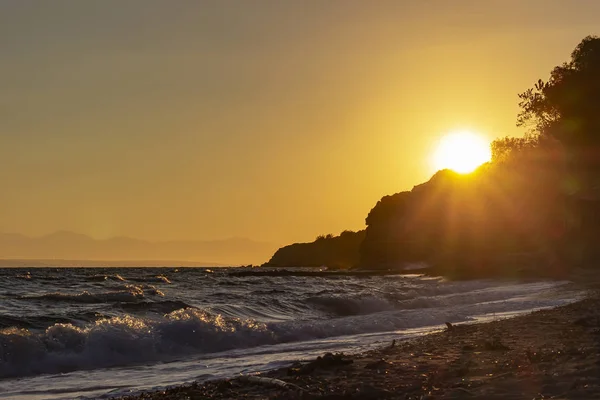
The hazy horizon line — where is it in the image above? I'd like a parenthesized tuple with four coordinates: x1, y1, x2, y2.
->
(0, 258, 236, 267)
(0, 230, 279, 245)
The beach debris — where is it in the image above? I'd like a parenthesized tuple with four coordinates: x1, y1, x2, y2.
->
(216, 380, 233, 391)
(484, 338, 510, 351)
(365, 358, 392, 370)
(451, 387, 475, 396)
(526, 349, 540, 363)
(453, 362, 471, 377)
(288, 352, 353, 375)
(445, 322, 454, 331)
(573, 316, 600, 328)
(462, 344, 475, 352)
(353, 383, 392, 398)
(487, 371, 514, 380)
(238, 375, 306, 392)
(319, 352, 353, 366)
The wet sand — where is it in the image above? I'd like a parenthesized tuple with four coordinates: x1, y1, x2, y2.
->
(118, 286, 600, 399)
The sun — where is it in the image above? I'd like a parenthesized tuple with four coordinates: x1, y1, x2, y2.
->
(432, 130, 491, 173)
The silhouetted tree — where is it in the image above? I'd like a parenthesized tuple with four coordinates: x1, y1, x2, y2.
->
(490, 135, 540, 163)
(315, 233, 334, 241)
(518, 36, 600, 151)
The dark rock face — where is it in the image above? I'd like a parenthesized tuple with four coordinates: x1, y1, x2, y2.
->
(265, 230, 366, 269)
(359, 164, 575, 276)
(265, 158, 600, 277)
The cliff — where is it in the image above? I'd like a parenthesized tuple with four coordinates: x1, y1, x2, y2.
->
(266, 36, 600, 277)
(359, 154, 580, 276)
(265, 230, 366, 269)
(264, 157, 598, 276)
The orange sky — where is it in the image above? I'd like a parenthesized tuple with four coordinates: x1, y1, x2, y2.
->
(1, 1, 599, 244)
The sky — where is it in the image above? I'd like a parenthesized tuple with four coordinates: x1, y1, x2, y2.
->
(1, 0, 599, 244)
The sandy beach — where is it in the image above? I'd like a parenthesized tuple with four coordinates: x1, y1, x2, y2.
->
(117, 283, 600, 399)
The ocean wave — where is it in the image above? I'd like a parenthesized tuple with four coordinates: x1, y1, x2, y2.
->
(306, 295, 395, 316)
(0, 315, 76, 330)
(208, 300, 309, 321)
(12, 272, 63, 282)
(250, 289, 288, 295)
(156, 275, 171, 284)
(20, 284, 164, 304)
(86, 274, 127, 282)
(388, 281, 569, 310)
(129, 275, 172, 284)
(304, 282, 569, 317)
(115, 300, 192, 314)
(15, 272, 32, 280)
(0, 309, 271, 378)
(0, 292, 574, 379)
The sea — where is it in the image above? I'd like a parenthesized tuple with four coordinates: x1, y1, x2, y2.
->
(0, 267, 584, 400)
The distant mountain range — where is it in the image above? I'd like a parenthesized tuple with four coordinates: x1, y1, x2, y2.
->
(0, 231, 279, 266)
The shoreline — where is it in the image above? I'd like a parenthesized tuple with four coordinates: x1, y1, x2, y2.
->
(118, 286, 600, 400)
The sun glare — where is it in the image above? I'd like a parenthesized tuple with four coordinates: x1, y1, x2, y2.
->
(432, 131, 491, 174)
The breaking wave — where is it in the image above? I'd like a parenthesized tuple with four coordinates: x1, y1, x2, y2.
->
(0, 309, 270, 378)
(0, 285, 577, 379)
(306, 281, 567, 316)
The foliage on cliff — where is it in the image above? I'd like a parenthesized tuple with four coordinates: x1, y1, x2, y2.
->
(517, 35, 600, 150)
(265, 230, 365, 269)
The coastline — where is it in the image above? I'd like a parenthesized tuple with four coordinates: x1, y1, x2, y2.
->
(117, 280, 600, 399)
